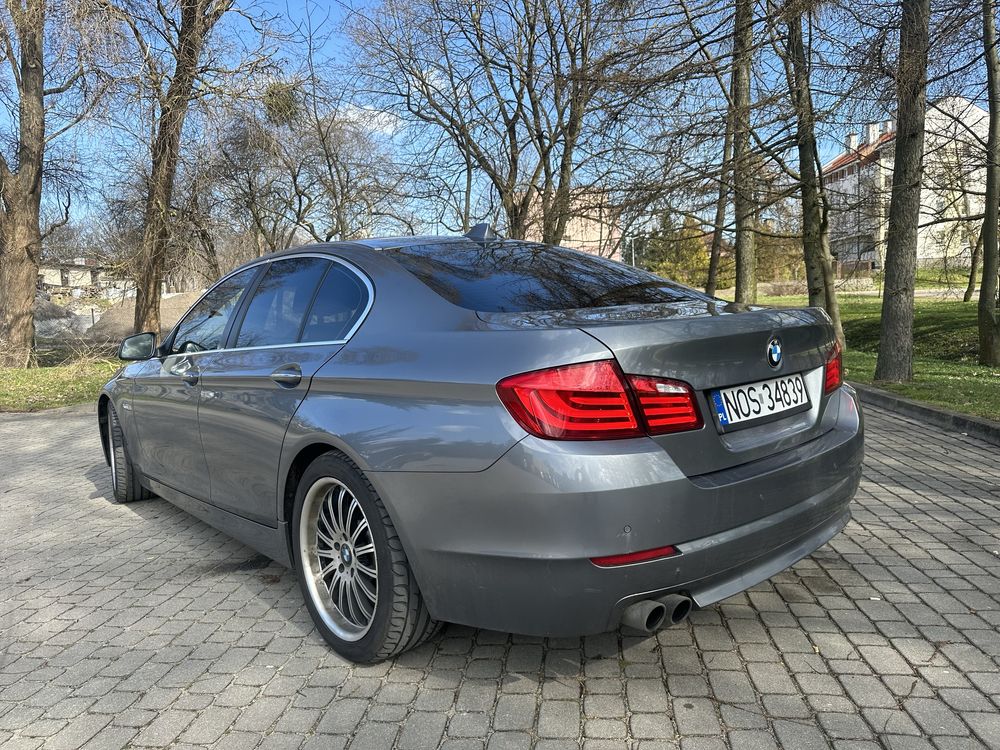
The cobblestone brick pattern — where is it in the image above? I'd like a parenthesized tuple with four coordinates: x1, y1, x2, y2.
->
(1, 403, 998, 749)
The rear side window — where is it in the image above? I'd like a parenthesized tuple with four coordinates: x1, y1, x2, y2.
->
(301, 264, 369, 342)
(171, 267, 258, 354)
(235, 257, 328, 348)
(376, 240, 711, 312)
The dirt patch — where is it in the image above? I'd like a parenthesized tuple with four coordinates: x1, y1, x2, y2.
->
(87, 291, 203, 339)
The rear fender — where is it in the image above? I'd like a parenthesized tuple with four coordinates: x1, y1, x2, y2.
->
(287, 327, 614, 473)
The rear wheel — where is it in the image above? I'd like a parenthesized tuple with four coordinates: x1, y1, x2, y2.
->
(292, 453, 440, 662)
(107, 403, 152, 503)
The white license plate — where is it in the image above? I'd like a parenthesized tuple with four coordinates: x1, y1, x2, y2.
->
(711, 373, 810, 428)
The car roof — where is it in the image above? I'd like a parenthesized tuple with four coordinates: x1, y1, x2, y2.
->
(230, 235, 472, 272)
(350, 236, 468, 250)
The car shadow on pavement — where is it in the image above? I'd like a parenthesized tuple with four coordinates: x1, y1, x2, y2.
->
(76, 457, 745, 666)
(84, 460, 113, 500)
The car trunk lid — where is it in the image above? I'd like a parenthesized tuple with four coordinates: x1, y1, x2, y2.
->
(480, 300, 837, 476)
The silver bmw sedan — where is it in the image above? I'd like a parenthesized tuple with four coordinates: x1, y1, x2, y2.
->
(99, 228, 863, 663)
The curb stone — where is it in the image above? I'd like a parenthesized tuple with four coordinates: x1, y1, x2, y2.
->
(851, 381, 1000, 448)
(0, 401, 96, 421)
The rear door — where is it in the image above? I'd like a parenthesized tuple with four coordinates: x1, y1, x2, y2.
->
(131, 266, 261, 500)
(196, 255, 372, 525)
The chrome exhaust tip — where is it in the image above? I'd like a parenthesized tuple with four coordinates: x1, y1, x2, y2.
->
(658, 593, 693, 626)
(621, 599, 668, 633)
(621, 594, 694, 633)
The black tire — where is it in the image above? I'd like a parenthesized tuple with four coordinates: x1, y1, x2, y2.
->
(108, 403, 152, 504)
(292, 452, 441, 662)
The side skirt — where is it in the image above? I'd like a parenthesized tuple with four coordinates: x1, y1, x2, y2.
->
(146, 478, 292, 568)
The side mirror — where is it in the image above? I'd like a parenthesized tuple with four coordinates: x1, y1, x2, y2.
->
(119, 332, 157, 361)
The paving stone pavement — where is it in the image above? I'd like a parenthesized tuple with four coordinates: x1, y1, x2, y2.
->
(1, 402, 999, 750)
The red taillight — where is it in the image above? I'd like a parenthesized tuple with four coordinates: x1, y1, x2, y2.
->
(496, 360, 642, 440)
(591, 544, 679, 567)
(627, 375, 703, 435)
(824, 342, 843, 394)
(496, 360, 702, 440)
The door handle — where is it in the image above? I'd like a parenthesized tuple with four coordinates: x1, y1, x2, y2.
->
(270, 364, 302, 388)
(169, 359, 200, 386)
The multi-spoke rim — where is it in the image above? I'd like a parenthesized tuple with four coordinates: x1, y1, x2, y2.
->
(299, 477, 378, 641)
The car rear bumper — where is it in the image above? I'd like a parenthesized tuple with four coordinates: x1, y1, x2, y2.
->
(369, 386, 864, 636)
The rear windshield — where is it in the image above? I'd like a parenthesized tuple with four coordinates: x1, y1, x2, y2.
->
(376, 240, 711, 313)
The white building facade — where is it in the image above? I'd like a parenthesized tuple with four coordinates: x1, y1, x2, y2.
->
(823, 96, 988, 272)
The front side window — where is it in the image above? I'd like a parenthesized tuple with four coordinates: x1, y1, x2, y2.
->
(235, 257, 328, 348)
(171, 267, 258, 354)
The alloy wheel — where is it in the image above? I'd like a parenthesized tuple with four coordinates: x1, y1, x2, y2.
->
(299, 477, 379, 641)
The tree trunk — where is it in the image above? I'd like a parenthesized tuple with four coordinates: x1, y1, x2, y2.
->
(503, 192, 532, 240)
(706, 106, 734, 297)
(979, 0, 1000, 364)
(0, 0, 46, 368)
(786, 6, 845, 349)
(731, 0, 756, 304)
(462, 157, 473, 232)
(874, 0, 930, 382)
(964, 231, 982, 303)
(0, 207, 43, 367)
(817, 217, 846, 348)
(133, 4, 216, 334)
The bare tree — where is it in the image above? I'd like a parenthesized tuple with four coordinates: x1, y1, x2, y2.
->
(965, 232, 983, 301)
(782, 0, 844, 347)
(875, 0, 931, 382)
(99, 0, 274, 334)
(351, 0, 667, 243)
(214, 79, 412, 251)
(131, 0, 233, 333)
(731, 0, 757, 303)
(979, 0, 1000, 364)
(706, 104, 733, 297)
(0, 0, 106, 366)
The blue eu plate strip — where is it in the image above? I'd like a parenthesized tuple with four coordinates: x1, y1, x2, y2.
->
(711, 391, 729, 426)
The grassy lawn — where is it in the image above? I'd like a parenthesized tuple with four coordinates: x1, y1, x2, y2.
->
(912, 266, 973, 290)
(0, 360, 119, 413)
(758, 293, 1000, 422)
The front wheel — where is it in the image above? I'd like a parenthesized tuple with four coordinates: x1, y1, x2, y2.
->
(108, 403, 152, 504)
(292, 453, 440, 662)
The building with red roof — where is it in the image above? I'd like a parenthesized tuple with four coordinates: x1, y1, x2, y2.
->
(823, 97, 987, 274)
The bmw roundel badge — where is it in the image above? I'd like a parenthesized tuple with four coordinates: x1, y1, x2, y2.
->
(766, 337, 782, 368)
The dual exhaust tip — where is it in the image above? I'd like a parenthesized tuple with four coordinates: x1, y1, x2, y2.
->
(621, 594, 693, 633)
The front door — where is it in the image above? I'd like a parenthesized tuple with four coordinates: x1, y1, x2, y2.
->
(131, 266, 260, 500)
(197, 256, 371, 525)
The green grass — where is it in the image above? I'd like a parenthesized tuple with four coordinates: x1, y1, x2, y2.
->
(913, 266, 971, 290)
(843, 349, 1000, 421)
(759, 293, 1000, 422)
(0, 360, 119, 413)
(868, 266, 974, 290)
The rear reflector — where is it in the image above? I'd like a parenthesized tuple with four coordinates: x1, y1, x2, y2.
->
(627, 375, 703, 434)
(496, 360, 642, 440)
(591, 544, 679, 567)
(824, 342, 843, 394)
(497, 360, 703, 440)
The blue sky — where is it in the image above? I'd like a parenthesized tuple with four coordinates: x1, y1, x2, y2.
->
(21, 1, 974, 236)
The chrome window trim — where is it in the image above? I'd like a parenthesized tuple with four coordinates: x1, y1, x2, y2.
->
(165, 251, 375, 358)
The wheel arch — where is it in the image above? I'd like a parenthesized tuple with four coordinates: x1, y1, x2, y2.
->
(97, 394, 111, 466)
(279, 438, 427, 597)
(281, 441, 340, 529)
